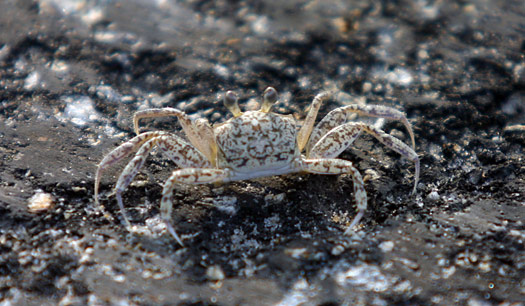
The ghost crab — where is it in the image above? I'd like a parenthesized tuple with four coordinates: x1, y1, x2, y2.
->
(95, 87, 419, 246)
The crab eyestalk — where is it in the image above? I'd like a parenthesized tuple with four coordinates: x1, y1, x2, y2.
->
(260, 87, 278, 113)
(224, 91, 242, 117)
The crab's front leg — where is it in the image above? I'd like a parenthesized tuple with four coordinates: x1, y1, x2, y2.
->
(309, 122, 420, 194)
(160, 168, 230, 246)
(114, 134, 212, 226)
(97, 132, 211, 230)
(95, 131, 168, 206)
(301, 159, 367, 234)
(133, 108, 216, 164)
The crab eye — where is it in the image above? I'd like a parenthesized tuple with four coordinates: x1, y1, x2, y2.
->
(224, 90, 242, 117)
(261, 87, 278, 113)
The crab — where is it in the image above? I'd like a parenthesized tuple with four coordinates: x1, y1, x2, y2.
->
(95, 87, 419, 246)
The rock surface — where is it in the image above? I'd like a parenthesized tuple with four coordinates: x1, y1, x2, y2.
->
(0, 0, 524, 305)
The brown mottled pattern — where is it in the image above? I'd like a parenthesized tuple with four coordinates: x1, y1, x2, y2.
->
(342, 104, 402, 118)
(306, 108, 347, 155)
(215, 111, 296, 171)
(310, 123, 361, 159)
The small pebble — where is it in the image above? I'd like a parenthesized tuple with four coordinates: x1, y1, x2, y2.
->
(206, 265, 225, 281)
(379, 241, 395, 252)
(27, 191, 54, 213)
(427, 190, 440, 202)
(331, 245, 345, 256)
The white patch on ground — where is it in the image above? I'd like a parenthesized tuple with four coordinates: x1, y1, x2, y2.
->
(60, 96, 100, 126)
(335, 262, 397, 292)
(372, 66, 414, 87)
(213, 196, 238, 215)
(274, 278, 312, 306)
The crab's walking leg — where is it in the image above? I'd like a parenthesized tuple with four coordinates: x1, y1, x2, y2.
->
(341, 104, 415, 149)
(306, 104, 416, 155)
(301, 159, 366, 234)
(95, 131, 168, 206)
(161, 168, 229, 246)
(310, 122, 420, 194)
(297, 92, 331, 151)
(112, 135, 211, 228)
(133, 108, 216, 163)
(305, 107, 350, 155)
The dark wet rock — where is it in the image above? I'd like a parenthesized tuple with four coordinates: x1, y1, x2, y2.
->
(0, 0, 524, 305)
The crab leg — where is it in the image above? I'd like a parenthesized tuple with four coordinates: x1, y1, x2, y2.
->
(133, 108, 216, 164)
(297, 92, 331, 152)
(301, 159, 367, 234)
(95, 131, 168, 206)
(310, 122, 420, 194)
(305, 107, 348, 155)
(343, 104, 415, 149)
(160, 168, 229, 246)
(306, 104, 416, 155)
(113, 135, 211, 227)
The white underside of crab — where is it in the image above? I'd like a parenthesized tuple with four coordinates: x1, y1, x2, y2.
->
(225, 163, 297, 181)
(95, 87, 420, 246)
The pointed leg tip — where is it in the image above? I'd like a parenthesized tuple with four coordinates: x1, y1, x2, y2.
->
(122, 217, 132, 229)
(412, 177, 419, 196)
(174, 236, 185, 247)
(163, 219, 185, 247)
(344, 211, 364, 235)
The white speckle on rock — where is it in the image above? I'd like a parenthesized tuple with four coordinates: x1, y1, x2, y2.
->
(61, 96, 100, 126)
(206, 265, 225, 281)
(213, 64, 230, 78)
(331, 244, 345, 256)
(24, 71, 41, 90)
(427, 190, 440, 202)
(372, 66, 414, 87)
(379, 241, 395, 253)
(335, 262, 395, 292)
(285, 247, 307, 259)
(264, 215, 281, 232)
(251, 15, 270, 35)
(213, 196, 238, 215)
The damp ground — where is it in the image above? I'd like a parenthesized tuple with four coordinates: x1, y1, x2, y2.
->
(0, 1, 524, 305)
